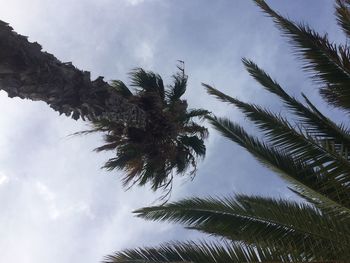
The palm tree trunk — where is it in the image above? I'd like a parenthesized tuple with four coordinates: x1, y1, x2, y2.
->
(0, 20, 146, 128)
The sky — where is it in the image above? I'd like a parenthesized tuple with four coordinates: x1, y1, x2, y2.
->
(0, 0, 344, 262)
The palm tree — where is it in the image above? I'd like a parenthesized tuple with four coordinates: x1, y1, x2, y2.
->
(0, 21, 208, 192)
(105, 0, 350, 261)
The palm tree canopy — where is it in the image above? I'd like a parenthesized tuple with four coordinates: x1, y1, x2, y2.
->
(82, 65, 209, 194)
(106, 1, 350, 262)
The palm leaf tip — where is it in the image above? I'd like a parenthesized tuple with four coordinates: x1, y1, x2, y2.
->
(167, 73, 188, 102)
(336, 0, 350, 38)
(241, 58, 288, 98)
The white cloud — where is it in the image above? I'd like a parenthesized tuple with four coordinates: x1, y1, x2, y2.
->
(35, 181, 60, 219)
(35, 181, 55, 202)
(126, 0, 145, 6)
(0, 173, 8, 186)
(134, 41, 154, 67)
(35, 181, 95, 220)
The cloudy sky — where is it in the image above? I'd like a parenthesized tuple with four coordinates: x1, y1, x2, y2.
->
(0, 0, 344, 262)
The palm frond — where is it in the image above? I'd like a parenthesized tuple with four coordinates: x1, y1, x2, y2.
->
(206, 85, 350, 196)
(242, 58, 350, 164)
(104, 240, 306, 263)
(242, 58, 350, 145)
(134, 195, 350, 260)
(102, 145, 141, 171)
(254, 0, 350, 112)
(184, 109, 210, 121)
(206, 115, 350, 209)
(288, 186, 350, 218)
(179, 135, 206, 157)
(336, 0, 350, 38)
(130, 68, 165, 99)
(134, 195, 350, 245)
(182, 122, 209, 139)
(166, 73, 188, 104)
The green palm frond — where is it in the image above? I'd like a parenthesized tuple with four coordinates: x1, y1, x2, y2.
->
(104, 240, 308, 263)
(241, 58, 350, 145)
(254, 0, 350, 112)
(102, 145, 141, 171)
(134, 195, 350, 260)
(183, 109, 210, 121)
(167, 71, 188, 103)
(182, 122, 209, 139)
(288, 185, 350, 218)
(336, 0, 350, 38)
(205, 84, 350, 193)
(179, 135, 206, 157)
(242, 58, 350, 171)
(130, 68, 165, 99)
(206, 115, 350, 209)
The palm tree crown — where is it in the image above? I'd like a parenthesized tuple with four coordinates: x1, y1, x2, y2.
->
(105, 0, 350, 262)
(83, 64, 209, 194)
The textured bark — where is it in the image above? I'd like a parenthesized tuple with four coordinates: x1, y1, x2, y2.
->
(0, 20, 146, 127)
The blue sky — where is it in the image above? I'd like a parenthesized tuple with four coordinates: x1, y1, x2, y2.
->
(0, 0, 343, 262)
